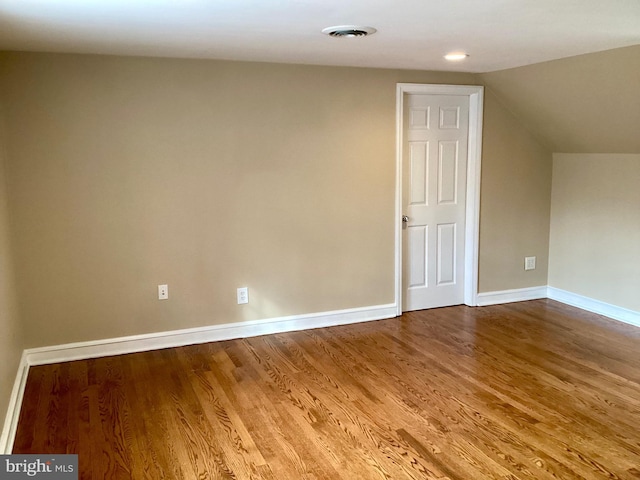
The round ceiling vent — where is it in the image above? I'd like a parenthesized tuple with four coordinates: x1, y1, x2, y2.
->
(321, 25, 377, 38)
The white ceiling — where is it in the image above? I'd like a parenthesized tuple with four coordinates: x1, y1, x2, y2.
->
(1, 0, 639, 73)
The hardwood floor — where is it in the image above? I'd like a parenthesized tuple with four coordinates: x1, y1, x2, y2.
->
(12, 299, 640, 479)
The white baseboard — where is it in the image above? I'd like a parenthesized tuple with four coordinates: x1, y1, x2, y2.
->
(25, 303, 397, 366)
(3, 291, 638, 454)
(547, 287, 640, 328)
(0, 352, 29, 454)
(477, 286, 640, 328)
(476, 286, 547, 306)
(0, 303, 397, 453)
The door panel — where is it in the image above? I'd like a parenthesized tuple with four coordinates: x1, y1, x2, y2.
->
(436, 223, 456, 285)
(403, 94, 469, 311)
(407, 225, 427, 288)
(438, 141, 458, 204)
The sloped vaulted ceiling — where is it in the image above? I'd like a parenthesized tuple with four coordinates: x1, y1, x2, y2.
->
(479, 45, 640, 154)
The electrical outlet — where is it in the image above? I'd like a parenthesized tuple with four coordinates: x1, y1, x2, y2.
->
(158, 284, 169, 300)
(237, 287, 249, 304)
(524, 256, 536, 271)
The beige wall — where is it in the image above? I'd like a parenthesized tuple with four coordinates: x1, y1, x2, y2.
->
(549, 154, 640, 311)
(0, 52, 552, 351)
(1, 52, 480, 347)
(0, 101, 21, 434)
(478, 90, 552, 292)
(479, 46, 639, 310)
(480, 45, 640, 153)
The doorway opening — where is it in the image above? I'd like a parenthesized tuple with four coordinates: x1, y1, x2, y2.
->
(395, 84, 484, 314)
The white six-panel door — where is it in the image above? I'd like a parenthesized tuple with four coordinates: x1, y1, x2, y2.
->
(402, 93, 470, 311)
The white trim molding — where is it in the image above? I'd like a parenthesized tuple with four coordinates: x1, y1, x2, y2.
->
(476, 286, 640, 328)
(3, 290, 638, 453)
(25, 304, 397, 366)
(476, 286, 548, 306)
(547, 287, 640, 328)
(0, 352, 29, 454)
(0, 303, 396, 452)
(395, 83, 484, 314)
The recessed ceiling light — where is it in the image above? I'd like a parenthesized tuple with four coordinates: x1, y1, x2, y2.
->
(322, 25, 377, 38)
(444, 53, 469, 61)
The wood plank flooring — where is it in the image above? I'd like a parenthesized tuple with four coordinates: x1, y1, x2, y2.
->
(12, 299, 640, 479)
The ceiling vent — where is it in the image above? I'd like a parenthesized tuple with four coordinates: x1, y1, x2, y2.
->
(322, 25, 377, 38)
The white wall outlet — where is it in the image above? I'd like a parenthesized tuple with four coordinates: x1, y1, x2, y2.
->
(158, 284, 169, 300)
(524, 256, 536, 271)
(237, 287, 249, 304)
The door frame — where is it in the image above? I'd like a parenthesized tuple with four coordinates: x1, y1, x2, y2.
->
(395, 83, 484, 315)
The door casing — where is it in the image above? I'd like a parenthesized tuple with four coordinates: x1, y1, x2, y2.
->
(395, 84, 484, 315)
